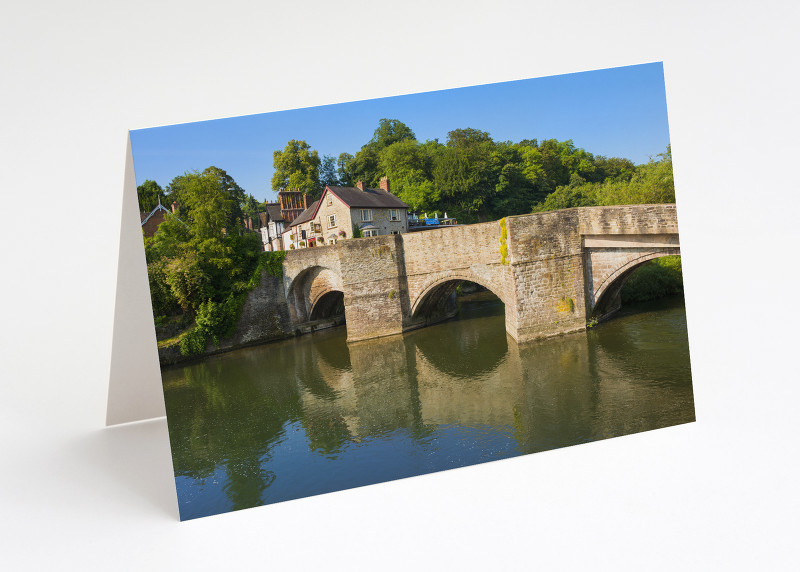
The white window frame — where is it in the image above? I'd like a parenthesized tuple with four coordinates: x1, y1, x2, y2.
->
(360, 209, 373, 222)
(328, 214, 337, 228)
(364, 229, 378, 237)
(390, 209, 399, 221)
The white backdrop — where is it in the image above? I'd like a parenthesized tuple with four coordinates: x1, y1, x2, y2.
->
(1, 1, 798, 569)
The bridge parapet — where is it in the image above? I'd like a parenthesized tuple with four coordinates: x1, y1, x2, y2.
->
(577, 204, 679, 236)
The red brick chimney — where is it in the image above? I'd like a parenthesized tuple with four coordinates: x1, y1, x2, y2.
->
(356, 180, 365, 191)
(379, 176, 390, 194)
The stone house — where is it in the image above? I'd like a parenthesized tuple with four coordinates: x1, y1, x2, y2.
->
(285, 177, 408, 249)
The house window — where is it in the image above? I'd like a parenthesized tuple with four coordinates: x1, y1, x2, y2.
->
(391, 231, 399, 235)
(313, 222, 322, 233)
(328, 214, 336, 228)
(301, 229, 306, 240)
(390, 209, 399, 221)
(360, 209, 373, 222)
(364, 229, 378, 237)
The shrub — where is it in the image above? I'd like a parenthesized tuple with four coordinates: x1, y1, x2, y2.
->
(621, 256, 683, 303)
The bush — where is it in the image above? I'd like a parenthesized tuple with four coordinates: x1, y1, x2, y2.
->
(180, 326, 209, 356)
(147, 260, 180, 317)
(621, 256, 683, 303)
(179, 294, 244, 355)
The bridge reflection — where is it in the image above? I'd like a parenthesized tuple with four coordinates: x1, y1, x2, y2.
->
(162, 294, 693, 519)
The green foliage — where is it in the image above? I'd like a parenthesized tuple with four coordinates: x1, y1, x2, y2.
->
(272, 140, 322, 198)
(166, 166, 248, 234)
(180, 326, 209, 356)
(351, 224, 363, 238)
(339, 119, 416, 187)
(260, 251, 287, 279)
(332, 119, 665, 223)
(370, 118, 416, 148)
(144, 179, 273, 356)
(163, 251, 209, 312)
(336, 152, 355, 186)
(621, 256, 683, 303)
(319, 155, 340, 188)
(137, 180, 164, 212)
(531, 148, 675, 212)
(446, 127, 492, 148)
(197, 296, 242, 344)
(145, 213, 190, 262)
(245, 251, 286, 290)
(147, 260, 180, 316)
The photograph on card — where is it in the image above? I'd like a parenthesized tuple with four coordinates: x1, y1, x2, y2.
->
(130, 62, 694, 520)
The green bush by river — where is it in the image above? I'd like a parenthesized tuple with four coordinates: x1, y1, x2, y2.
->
(620, 255, 683, 303)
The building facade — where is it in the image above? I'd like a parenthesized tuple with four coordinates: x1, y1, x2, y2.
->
(285, 177, 409, 249)
(259, 202, 287, 251)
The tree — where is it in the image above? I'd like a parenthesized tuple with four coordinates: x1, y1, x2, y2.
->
(378, 138, 440, 211)
(341, 119, 417, 187)
(241, 195, 262, 226)
(346, 146, 381, 187)
(336, 152, 355, 186)
(137, 179, 164, 212)
(433, 137, 496, 222)
(271, 140, 322, 198)
(446, 128, 492, 149)
(165, 166, 246, 233)
(530, 145, 675, 212)
(169, 170, 237, 240)
(369, 118, 415, 148)
(319, 155, 340, 188)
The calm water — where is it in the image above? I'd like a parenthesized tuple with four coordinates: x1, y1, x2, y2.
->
(162, 294, 694, 520)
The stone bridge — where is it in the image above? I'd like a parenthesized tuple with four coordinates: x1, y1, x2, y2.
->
(282, 204, 680, 343)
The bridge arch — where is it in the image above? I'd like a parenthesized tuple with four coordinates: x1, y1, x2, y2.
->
(591, 249, 681, 320)
(409, 269, 509, 328)
(309, 290, 345, 321)
(286, 265, 344, 324)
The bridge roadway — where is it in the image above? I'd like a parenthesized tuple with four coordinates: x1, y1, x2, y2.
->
(281, 204, 680, 343)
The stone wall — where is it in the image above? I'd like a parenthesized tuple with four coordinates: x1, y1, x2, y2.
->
(158, 270, 295, 366)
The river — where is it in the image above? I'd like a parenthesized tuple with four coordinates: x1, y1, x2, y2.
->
(162, 293, 694, 520)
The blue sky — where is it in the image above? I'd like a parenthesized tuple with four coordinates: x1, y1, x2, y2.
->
(130, 62, 670, 203)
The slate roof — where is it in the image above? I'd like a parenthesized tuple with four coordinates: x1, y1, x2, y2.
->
(286, 200, 320, 229)
(326, 186, 409, 209)
(265, 203, 284, 222)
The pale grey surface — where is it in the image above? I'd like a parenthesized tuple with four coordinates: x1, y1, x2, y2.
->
(105, 136, 166, 426)
(1, 1, 798, 570)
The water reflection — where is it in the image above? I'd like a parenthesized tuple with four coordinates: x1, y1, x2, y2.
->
(162, 295, 694, 520)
